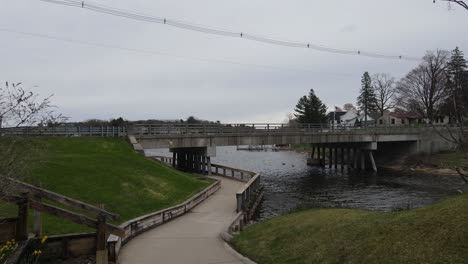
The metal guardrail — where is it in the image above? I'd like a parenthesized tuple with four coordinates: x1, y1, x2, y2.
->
(0, 126, 127, 137)
(1, 123, 457, 137)
(130, 123, 450, 137)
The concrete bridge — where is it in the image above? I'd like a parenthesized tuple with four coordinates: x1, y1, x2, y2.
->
(130, 123, 456, 172)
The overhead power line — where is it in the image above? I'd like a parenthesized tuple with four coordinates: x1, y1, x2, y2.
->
(39, 0, 421, 62)
(0, 27, 366, 77)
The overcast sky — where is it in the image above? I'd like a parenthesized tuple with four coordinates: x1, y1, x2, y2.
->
(1, 0, 468, 123)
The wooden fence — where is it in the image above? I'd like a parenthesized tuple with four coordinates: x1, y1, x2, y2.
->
(108, 180, 221, 262)
(0, 218, 17, 243)
(152, 156, 263, 233)
(1, 179, 124, 264)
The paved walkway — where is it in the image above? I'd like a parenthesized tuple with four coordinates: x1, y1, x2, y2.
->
(119, 176, 246, 264)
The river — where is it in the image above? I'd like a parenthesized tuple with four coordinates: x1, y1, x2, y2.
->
(146, 146, 463, 221)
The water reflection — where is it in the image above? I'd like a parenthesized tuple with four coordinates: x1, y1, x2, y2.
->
(146, 146, 462, 221)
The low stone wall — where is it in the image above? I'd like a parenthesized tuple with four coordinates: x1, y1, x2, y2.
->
(0, 218, 17, 243)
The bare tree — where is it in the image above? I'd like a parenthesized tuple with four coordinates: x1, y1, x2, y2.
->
(433, 0, 468, 11)
(0, 82, 66, 197)
(343, 103, 356, 111)
(372, 73, 396, 117)
(0, 82, 66, 128)
(396, 50, 449, 122)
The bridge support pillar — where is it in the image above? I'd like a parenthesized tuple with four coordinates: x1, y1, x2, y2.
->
(341, 148, 345, 171)
(170, 146, 216, 174)
(322, 147, 326, 168)
(195, 153, 201, 172)
(353, 148, 358, 169)
(202, 156, 207, 174)
(361, 150, 366, 171)
(207, 157, 212, 175)
(347, 148, 351, 169)
(328, 147, 332, 169)
(334, 147, 338, 169)
(368, 151, 377, 172)
(172, 152, 176, 167)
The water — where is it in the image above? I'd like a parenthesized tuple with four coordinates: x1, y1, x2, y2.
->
(146, 147, 463, 221)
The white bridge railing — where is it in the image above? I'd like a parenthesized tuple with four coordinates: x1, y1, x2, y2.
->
(0, 126, 127, 137)
(131, 123, 445, 136)
(0, 123, 456, 137)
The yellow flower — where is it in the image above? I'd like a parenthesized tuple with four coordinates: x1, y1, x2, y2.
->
(41, 235, 48, 244)
(37, 250, 42, 255)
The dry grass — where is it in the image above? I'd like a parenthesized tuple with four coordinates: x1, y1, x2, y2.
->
(233, 193, 468, 264)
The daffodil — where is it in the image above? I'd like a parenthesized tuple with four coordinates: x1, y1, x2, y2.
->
(41, 235, 48, 244)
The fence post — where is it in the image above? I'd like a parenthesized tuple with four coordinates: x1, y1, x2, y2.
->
(33, 195, 42, 237)
(96, 214, 108, 264)
(236, 193, 242, 212)
(16, 194, 29, 241)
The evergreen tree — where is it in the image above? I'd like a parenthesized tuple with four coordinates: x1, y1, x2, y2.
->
(357, 72, 377, 125)
(294, 89, 328, 124)
(446, 47, 468, 124)
(447, 47, 467, 90)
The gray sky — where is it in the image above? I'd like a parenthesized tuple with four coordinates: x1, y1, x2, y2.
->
(1, 0, 467, 123)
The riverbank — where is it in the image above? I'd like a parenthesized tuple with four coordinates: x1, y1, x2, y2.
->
(0, 137, 211, 235)
(232, 193, 468, 263)
(381, 150, 468, 177)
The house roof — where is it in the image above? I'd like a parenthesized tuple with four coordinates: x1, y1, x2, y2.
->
(389, 112, 421, 119)
(327, 111, 346, 121)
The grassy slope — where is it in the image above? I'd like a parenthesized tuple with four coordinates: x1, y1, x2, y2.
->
(1, 137, 211, 235)
(419, 150, 468, 168)
(233, 194, 468, 264)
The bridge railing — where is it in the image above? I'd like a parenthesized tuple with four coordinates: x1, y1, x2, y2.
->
(0, 126, 127, 137)
(152, 155, 262, 227)
(130, 123, 449, 136)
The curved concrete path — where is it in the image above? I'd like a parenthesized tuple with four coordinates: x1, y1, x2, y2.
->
(119, 176, 246, 264)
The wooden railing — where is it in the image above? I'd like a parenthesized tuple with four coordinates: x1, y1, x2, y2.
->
(1, 178, 124, 264)
(0, 126, 127, 137)
(108, 180, 221, 262)
(152, 156, 263, 232)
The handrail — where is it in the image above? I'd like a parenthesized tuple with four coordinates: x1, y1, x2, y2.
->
(118, 180, 220, 243)
(153, 156, 262, 220)
(7, 178, 119, 221)
(130, 123, 459, 137)
(1, 123, 459, 138)
(0, 126, 127, 137)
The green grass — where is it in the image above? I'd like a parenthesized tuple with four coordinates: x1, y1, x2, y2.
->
(419, 150, 468, 168)
(233, 194, 468, 264)
(0, 137, 211, 235)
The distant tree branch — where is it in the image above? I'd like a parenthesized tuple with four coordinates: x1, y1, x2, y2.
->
(434, 0, 468, 11)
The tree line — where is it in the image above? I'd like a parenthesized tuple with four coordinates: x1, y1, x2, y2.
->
(293, 47, 468, 148)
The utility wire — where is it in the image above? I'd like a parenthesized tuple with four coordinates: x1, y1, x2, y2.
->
(39, 0, 421, 61)
(0, 27, 367, 77)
